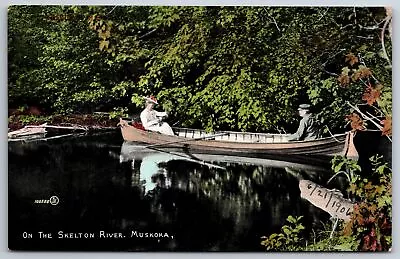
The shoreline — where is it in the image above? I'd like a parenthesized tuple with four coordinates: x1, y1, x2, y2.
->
(8, 113, 120, 131)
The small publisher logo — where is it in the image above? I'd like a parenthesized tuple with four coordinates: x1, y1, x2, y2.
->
(49, 196, 59, 205)
(34, 195, 60, 206)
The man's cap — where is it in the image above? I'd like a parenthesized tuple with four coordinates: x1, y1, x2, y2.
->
(298, 104, 311, 110)
(143, 95, 158, 104)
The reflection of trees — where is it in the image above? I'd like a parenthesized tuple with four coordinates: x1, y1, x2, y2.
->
(164, 162, 264, 223)
(157, 160, 325, 244)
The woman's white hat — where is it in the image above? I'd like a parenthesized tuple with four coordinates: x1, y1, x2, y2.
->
(143, 95, 158, 104)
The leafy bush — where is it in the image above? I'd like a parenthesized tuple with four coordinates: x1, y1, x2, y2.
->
(342, 155, 392, 251)
(261, 216, 305, 251)
(261, 155, 391, 252)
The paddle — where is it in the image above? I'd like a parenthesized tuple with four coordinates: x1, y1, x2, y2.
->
(148, 146, 226, 170)
(144, 132, 230, 149)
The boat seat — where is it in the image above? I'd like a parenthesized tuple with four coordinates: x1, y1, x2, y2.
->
(131, 121, 145, 131)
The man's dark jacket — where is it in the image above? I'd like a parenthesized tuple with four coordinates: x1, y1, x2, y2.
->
(287, 113, 321, 141)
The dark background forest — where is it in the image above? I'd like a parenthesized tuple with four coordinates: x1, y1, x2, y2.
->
(8, 6, 392, 133)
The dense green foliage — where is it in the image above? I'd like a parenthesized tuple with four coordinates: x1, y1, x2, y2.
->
(8, 6, 391, 133)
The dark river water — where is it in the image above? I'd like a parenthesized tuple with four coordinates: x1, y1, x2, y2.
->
(8, 132, 338, 252)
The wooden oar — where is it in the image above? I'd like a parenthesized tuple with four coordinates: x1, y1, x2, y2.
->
(148, 147, 226, 170)
(144, 132, 230, 149)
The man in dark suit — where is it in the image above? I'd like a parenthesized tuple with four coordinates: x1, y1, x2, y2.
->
(287, 104, 321, 141)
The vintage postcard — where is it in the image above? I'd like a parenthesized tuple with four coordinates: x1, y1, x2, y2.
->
(8, 5, 392, 252)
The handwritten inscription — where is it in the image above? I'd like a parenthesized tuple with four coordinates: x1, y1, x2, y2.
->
(299, 180, 354, 221)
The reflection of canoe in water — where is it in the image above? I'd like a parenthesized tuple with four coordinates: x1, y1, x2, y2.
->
(120, 142, 331, 172)
(119, 119, 357, 157)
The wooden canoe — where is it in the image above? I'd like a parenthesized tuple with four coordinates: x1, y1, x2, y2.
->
(119, 119, 358, 157)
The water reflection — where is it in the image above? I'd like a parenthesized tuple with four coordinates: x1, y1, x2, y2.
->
(135, 153, 172, 193)
(8, 134, 335, 252)
(118, 142, 333, 251)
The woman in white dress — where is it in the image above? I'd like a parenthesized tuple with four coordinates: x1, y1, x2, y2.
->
(140, 96, 175, 136)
